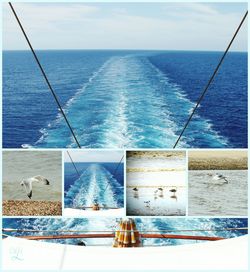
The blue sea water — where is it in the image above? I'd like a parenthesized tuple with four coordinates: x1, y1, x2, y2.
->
(64, 162, 124, 208)
(3, 50, 247, 148)
(2, 218, 247, 246)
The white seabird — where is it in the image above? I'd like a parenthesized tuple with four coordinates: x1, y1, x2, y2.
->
(20, 175, 50, 199)
(207, 173, 228, 184)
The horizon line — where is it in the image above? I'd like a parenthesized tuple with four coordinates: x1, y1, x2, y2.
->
(65, 161, 124, 163)
(2, 48, 248, 53)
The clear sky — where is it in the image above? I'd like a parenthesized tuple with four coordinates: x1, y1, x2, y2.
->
(3, 2, 248, 51)
(64, 150, 124, 163)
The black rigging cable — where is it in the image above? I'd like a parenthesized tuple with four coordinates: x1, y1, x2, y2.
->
(9, 2, 246, 149)
(102, 154, 124, 195)
(173, 11, 248, 148)
(66, 151, 92, 202)
(66, 151, 83, 180)
(67, 152, 124, 206)
(9, 2, 81, 148)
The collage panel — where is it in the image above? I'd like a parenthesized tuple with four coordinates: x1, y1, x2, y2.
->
(2, 217, 247, 269)
(63, 150, 124, 217)
(1, 1, 249, 271)
(188, 150, 248, 216)
(2, 150, 62, 216)
(2, 4, 247, 151)
(126, 151, 187, 216)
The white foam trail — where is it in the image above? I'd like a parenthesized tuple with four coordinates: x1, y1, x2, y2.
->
(66, 164, 122, 208)
(34, 54, 228, 148)
(34, 58, 115, 147)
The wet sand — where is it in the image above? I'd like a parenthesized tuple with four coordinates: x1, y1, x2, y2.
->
(127, 168, 185, 172)
(3, 200, 62, 216)
(127, 151, 185, 158)
(189, 151, 247, 170)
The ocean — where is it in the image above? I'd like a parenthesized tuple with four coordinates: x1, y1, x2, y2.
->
(64, 162, 124, 208)
(3, 218, 247, 246)
(2, 151, 62, 201)
(3, 50, 247, 148)
(188, 170, 248, 216)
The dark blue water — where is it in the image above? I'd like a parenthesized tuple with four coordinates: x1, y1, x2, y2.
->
(3, 218, 247, 246)
(64, 162, 124, 208)
(149, 51, 248, 148)
(3, 50, 247, 148)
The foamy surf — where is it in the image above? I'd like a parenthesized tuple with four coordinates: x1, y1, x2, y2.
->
(65, 164, 123, 209)
(4, 217, 246, 246)
(33, 55, 227, 148)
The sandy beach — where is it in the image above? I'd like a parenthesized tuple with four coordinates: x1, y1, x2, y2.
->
(126, 151, 186, 216)
(3, 200, 62, 216)
(127, 167, 185, 172)
(189, 151, 247, 170)
(127, 151, 185, 158)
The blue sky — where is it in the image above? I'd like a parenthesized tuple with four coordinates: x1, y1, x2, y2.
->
(64, 150, 124, 163)
(3, 2, 248, 51)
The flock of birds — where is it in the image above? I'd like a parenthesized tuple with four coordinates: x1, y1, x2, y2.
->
(132, 186, 177, 208)
(18, 173, 228, 200)
(131, 173, 229, 208)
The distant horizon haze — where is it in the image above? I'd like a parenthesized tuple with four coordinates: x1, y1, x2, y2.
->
(3, 2, 247, 51)
(3, 48, 248, 53)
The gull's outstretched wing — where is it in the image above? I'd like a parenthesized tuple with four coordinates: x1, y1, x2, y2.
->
(33, 175, 50, 185)
(23, 180, 32, 199)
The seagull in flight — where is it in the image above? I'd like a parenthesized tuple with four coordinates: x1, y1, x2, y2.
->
(207, 173, 228, 184)
(20, 175, 50, 199)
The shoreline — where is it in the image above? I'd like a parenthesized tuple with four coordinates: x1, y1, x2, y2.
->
(3, 200, 62, 216)
(189, 157, 248, 170)
(127, 167, 185, 172)
(127, 151, 185, 158)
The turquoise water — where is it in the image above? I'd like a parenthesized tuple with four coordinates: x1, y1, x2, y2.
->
(3, 50, 247, 148)
(64, 162, 124, 208)
(3, 218, 247, 246)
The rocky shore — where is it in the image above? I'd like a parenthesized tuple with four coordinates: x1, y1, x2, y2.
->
(3, 200, 62, 216)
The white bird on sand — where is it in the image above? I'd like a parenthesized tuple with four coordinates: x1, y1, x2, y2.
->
(20, 175, 50, 199)
(207, 173, 228, 184)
